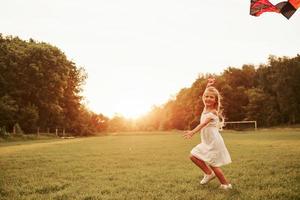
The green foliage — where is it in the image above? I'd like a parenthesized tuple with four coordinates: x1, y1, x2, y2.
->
(18, 104, 39, 133)
(244, 88, 280, 126)
(0, 126, 10, 137)
(0, 95, 18, 128)
(0, 34, 98, 135)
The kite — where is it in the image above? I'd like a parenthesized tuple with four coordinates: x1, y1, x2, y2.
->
(276, 0, 300, 19)
(250, 0, 300, 19)
(250, 0, 280, 16)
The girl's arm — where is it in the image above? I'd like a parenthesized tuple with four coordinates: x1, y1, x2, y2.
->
(183, 117, 212, 139)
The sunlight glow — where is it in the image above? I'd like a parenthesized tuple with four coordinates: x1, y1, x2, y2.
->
(83, 66, 189, 119)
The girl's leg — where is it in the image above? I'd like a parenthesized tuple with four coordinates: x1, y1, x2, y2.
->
(189, 154, 213, 175)
(209, 166, 229, 185)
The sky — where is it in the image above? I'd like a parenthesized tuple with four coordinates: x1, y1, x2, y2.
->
(1, 0, 300, 118)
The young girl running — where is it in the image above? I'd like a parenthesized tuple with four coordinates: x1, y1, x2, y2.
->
(183, 78, 232, 190)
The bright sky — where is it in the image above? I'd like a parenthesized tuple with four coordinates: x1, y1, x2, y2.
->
(1, 0, 299, 118)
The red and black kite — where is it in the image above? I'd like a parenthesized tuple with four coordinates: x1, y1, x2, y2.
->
(250, 0, 280, 16)
(250, 0, 300, 19)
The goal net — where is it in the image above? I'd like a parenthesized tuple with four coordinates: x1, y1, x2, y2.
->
(223, 121, 257, 131)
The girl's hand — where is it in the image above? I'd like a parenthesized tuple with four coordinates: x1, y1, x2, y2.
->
(183, 131, 193, 139)
(207, 77, 215, 87)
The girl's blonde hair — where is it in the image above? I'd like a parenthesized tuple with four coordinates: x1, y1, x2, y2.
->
(202, 86, 225, 129)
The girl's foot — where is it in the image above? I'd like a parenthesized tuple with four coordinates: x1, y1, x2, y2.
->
(200, 172, 216, 184)
(219, 184, 232, 190)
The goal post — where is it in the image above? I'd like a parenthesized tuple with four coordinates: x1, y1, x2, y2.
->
(223, 121, 257, 131)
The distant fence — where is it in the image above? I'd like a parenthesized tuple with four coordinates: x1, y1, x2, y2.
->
(12, 126, 68, 136)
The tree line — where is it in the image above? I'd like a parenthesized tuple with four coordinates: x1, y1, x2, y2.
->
(0, 34, 108, 136)
(93, 54, 300, 132)
(136, 55, 300, 131)
(1, 34, 299, 135)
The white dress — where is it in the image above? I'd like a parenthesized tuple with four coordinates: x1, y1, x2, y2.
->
(191, 112, 232, 167)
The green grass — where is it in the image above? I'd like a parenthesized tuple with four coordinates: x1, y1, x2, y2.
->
(0, 133, 59, 143)
(0, 129, 300, 200)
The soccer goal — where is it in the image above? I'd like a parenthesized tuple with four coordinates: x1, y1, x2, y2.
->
(223, 121, 257, 131)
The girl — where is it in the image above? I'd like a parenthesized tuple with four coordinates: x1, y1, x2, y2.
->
(183, 78, 232, 190)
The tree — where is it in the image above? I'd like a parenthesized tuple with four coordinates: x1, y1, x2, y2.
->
(0, 34, 92, 135)
(107, 115, 128, 132)
(0, 95, 18, 130)
(18, 104, 39, 133)
(244, 88, 280, 126)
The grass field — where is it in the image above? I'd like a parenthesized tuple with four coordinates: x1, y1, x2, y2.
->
(0, 129, 300, 200)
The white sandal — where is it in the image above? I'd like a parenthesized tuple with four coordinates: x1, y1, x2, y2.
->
(219, 184, 232, 190)
(200, 172, 216, 184)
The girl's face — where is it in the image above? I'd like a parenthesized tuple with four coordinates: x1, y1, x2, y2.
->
(202, 91, 217, 108)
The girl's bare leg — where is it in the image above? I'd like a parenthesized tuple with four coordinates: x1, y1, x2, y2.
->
(210, 166, 229, 185)
(189, 154, 213, 175)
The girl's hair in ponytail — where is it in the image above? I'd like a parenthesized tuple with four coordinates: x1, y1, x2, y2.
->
(203, 86, 225, 129)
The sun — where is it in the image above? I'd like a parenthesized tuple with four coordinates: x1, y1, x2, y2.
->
(86, 90, 155, 119)
(113, 98, 151, 119)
